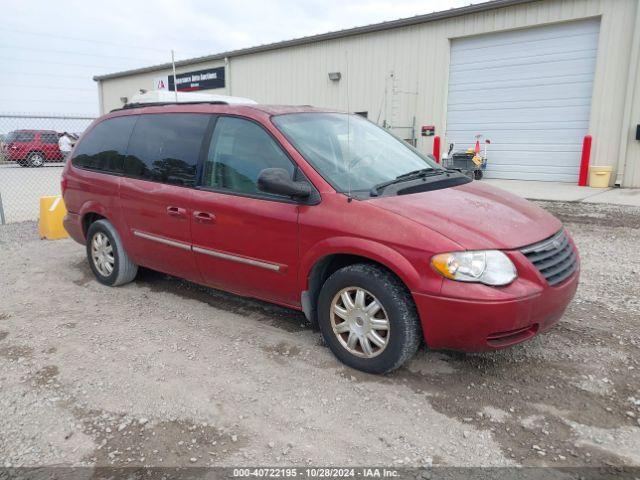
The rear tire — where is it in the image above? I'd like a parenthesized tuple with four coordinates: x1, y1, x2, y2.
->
(86, 219, 138, 286)
(317, 263, 421, 374)
(27, 151, 45, 167)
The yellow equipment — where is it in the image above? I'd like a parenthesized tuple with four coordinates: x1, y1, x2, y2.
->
(588, 166, 613, 188)
(38, 195, 69, 240)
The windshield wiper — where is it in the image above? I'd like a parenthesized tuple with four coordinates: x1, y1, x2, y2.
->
(369, 168, 445, 196)
(395, 168, 437, 180)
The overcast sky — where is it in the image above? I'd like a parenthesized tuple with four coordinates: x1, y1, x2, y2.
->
(1, 0, 483, 117)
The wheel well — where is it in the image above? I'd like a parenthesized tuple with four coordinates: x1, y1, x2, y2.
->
(304, 254, 407, 327)
(82, 212, 106, 238)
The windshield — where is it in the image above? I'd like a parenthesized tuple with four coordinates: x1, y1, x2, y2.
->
(272, 113, 441, 193)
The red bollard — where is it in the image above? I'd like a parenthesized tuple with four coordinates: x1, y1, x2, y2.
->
(578, 135, 592, 186)
(433, 135, 441, 163)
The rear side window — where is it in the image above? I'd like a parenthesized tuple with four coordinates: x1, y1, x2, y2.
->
(72, 116, 136, 173)
(124, 113, 210, 187)
(7, 132, 35, 142)
(41, 133, 58, 144)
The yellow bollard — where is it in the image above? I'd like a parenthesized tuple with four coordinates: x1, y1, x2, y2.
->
(38, 195, 69, 240)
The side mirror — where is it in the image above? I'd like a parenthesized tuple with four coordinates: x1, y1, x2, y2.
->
(257, 168, 311, 199)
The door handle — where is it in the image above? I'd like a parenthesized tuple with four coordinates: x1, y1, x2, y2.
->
(193, 211, 216, 224)
(166, 206, 187, 219)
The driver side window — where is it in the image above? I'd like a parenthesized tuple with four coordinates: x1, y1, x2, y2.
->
(202, 116, 295, 196)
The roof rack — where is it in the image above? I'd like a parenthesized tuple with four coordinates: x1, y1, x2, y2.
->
(112, 100, 231, 112)
(122, 90, 257, 108)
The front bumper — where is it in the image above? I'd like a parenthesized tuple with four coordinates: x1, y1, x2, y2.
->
(413, 265, 579, 352)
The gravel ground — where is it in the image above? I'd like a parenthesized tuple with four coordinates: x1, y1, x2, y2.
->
(0, 201, 639, 469)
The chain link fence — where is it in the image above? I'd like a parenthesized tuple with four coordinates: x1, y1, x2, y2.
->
(0, 113, 95, 224)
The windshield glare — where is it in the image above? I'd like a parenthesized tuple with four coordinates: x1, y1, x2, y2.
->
(272, 113, 441, 193)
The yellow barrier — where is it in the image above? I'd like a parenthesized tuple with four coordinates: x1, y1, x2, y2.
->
(38, 195, 69, 240)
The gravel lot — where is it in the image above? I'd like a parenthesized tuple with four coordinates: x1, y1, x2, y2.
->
(0, 163, 64, 223)
(0, 201, 639, 469)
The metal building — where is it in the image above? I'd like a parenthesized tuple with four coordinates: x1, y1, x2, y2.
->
(95, 0, 640, 187)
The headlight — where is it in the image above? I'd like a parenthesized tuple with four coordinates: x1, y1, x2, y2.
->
(431, 250, 517, 286)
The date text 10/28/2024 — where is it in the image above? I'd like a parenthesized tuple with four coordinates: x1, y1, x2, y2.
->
(233, 468, 400, 478)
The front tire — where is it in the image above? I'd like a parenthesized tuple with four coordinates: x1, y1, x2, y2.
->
(86, 219, 138, 286)
(317, 263, 421, 374)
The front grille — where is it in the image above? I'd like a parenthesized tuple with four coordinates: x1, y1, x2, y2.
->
(520, 230, 577, 286)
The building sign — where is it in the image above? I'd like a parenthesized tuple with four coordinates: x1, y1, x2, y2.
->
(166, 67, 226, 92)
(152, 67, 225, 92)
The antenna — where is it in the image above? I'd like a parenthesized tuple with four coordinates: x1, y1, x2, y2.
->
(171, 49, 178, 102)
(346, 50, 352, 202)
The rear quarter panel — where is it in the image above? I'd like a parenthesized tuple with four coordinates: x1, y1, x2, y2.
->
(8, 141, 29, 160)
(62, 165, 127, 246)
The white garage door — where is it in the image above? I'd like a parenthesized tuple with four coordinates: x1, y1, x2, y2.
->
(446, 19, 600, 182)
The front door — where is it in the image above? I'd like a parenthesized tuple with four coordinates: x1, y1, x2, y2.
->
(191, 116, 300, 307)
(119, 113, 211, 281)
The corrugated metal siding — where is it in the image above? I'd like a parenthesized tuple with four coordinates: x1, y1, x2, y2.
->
(625, 63, 640, 186)
(621, 1, 640, 188)
(589, 0, 638, 186)
(99, 0, 640, 186)
(229, 22, 452, 148)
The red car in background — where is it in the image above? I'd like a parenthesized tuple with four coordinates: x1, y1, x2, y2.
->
(3, 129, 64, 167)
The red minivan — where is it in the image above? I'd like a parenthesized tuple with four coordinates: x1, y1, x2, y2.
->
(61, 102, 579, 373)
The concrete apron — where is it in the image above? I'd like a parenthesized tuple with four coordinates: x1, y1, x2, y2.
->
(483, 179, 640, 207)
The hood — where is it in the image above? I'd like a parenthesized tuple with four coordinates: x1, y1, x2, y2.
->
(371, 181, 562, 250)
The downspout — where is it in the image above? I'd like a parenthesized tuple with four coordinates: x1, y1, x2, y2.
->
(224, 56, 232, 95)
(615, 0, 640, 186)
